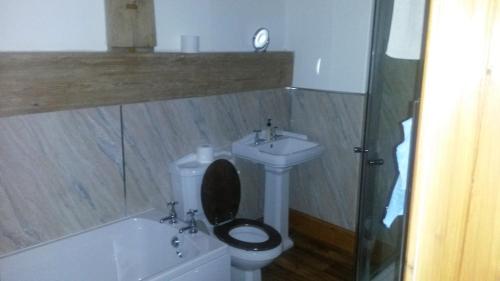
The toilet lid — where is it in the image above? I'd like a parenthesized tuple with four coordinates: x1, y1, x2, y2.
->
(201, 159, 240, 225)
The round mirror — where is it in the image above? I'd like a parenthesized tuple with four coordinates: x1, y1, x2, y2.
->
(252, 28, 270, 52)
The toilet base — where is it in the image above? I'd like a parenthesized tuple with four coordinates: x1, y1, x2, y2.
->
(283, 237, 294, 251)
(231, 267, 262, 281)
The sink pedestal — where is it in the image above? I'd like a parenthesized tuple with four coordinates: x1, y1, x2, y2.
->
(264, 166, 293, 251)
(232, 131, 324, 252)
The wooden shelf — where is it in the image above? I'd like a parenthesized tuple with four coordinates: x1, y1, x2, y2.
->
(0, 52, 293, 117)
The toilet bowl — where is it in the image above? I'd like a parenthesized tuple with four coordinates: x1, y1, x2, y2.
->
(216, 219, 282, 269)
(170, 150, 282, 281)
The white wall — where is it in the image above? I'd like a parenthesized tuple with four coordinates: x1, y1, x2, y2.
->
(0, 0, 107, 51)
(285, 0, 374, 93)
(0, 0, 373, 93)
(154, 0, 286, 52)
(155, 0, 374, 93)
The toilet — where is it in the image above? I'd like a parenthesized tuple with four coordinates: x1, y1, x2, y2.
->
(171, 149, 282, 281)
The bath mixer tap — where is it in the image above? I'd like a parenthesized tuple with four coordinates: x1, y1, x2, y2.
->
(160, 201, 178, 224)
(179, 209, 198, 234)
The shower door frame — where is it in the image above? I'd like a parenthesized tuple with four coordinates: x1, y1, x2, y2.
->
(354, 0, 429, 279)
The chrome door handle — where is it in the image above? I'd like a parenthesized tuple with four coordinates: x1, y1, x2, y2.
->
(367, 159, 384, 166)
(354, 147, 369, 153)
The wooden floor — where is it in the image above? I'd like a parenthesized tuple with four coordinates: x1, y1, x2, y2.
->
(262, 231, 355, 281)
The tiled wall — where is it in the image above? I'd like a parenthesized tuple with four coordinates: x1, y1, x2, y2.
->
(0, 89, 290, 256)
(0, 88, 366, 256)
(122, 89, 290, 219)
(0, 107, 124, 255)
(122, 88, 366, 231)
(289, 89, 365, 230)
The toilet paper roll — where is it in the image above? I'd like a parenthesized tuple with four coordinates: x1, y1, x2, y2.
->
(181, 35, 200, 53)
(196, 145, 214, 163)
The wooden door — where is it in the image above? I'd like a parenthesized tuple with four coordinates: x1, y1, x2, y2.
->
(404, 0, 500, 280)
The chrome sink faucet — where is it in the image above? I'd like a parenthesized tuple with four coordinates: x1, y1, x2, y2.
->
(253, 129, 266, 145)
(270, 126, 281, 141)
(266, 118, 281, 141)
(179, 209, 198, 234)
(160, 201, 178, 224)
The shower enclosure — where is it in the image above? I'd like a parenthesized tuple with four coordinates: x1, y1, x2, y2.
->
(355, 0, 427, 280)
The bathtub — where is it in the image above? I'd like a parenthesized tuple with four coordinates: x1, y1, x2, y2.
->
(0, 210, 230, 281)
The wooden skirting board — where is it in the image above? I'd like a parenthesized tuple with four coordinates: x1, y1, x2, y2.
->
(0, 52, 293, 118)
(289, 208, 356, 255)
(289, 209, 398, 277)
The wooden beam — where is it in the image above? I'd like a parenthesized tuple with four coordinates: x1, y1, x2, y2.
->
(105, 0, 156, 48)
(0, 52, 293, 117)
(404, 0, 500, 280)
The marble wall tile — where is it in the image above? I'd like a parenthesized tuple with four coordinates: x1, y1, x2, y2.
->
(0, 86, 366, 258)
(289, 89, 365, 230)
(258, 88, 291, 129)
(122, 89, 290, 219)
(0, 107, 124, 256)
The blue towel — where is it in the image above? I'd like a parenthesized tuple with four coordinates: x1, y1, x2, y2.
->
(383, 118, 413, 228)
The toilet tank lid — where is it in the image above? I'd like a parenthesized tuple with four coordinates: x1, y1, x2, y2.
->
(170, 150, 233, 176)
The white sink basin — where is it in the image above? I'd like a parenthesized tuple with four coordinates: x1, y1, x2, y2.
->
(232, 131, 324, 168)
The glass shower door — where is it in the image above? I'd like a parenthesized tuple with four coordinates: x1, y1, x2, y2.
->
(355, 0, 426, 280)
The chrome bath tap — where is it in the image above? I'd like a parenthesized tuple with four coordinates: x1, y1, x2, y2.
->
(160, 201, 178, 224)
(179, 209, 198, 234)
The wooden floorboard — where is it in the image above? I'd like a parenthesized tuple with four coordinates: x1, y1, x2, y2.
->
(263, 231, 355, 281)
(289, 209, 356, 255)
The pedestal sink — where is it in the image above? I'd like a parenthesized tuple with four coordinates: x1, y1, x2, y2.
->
(232, 131, 324, 251)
